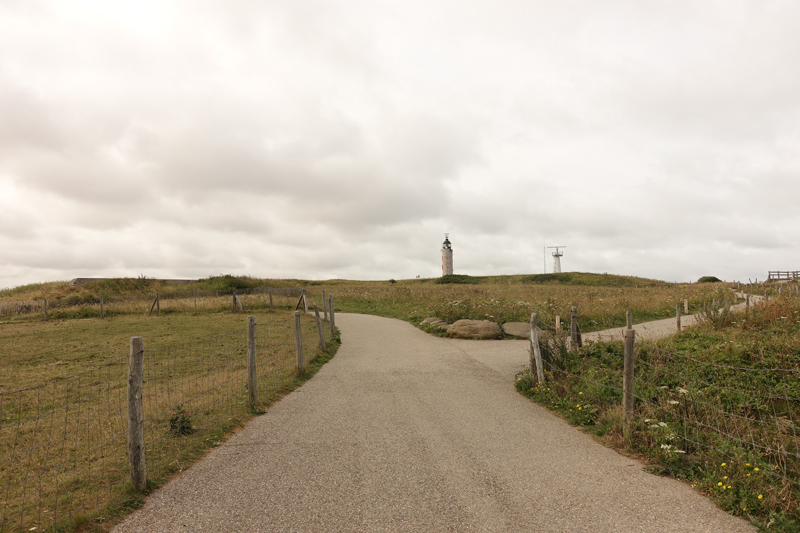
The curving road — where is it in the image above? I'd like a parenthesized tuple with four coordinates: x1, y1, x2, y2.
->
(113, 313, 755, 532)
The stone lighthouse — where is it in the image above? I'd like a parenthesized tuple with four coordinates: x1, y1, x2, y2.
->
(441, 234, 453, 276)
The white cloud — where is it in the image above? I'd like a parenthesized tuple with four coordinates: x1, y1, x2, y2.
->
(1, 0, 799, 290)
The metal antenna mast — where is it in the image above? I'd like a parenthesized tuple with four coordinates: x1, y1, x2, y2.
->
(547, 246, 566, 273)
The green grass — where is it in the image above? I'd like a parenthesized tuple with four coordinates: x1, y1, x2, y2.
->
(515, 294, 800, 531)
(0, 308, 339, 533)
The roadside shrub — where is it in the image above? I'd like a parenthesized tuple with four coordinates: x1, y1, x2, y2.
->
(698, 276, 722, 283)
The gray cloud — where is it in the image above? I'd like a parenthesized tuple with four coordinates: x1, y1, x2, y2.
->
(1, 0, 799, 290)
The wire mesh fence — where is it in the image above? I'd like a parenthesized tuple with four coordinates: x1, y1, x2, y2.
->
(0, 306, 336, 532)
(0, 287, 306, 319)
(0, 356, 129, 532)
(523, 321, 800, 503)
(634, 340, 799, 489)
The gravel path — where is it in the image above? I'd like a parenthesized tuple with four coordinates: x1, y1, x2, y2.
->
(113, 312, 756, 532)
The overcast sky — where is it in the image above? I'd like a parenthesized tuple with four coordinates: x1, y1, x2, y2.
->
(1, 0, 798, 289)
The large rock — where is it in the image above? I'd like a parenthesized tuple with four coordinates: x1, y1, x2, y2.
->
(502, 322, 533, 338)
(448, 319, 502, 339)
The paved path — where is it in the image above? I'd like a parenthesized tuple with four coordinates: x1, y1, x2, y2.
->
(114, 313, 755, 532)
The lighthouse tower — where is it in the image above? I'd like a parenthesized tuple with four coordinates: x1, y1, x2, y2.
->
(442, 234, 453, 276)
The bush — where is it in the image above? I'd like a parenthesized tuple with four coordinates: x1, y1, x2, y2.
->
(697, 276, 722, 283)
(435, 274, 482, 285)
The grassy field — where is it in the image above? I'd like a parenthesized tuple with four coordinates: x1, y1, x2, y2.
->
(304, 273, 732, 333)
(0, 308, 338, 532)
(6, 272, 792, 531)
(515, 287, 800, 532)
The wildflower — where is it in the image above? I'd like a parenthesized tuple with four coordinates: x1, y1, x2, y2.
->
(721, 463, 726, 467)
(579, 392, 583, 395)
(718, 482, 723, 486)
(677, 387, 688, 395)
(758, 495, 763, 499)
(668, 400, 679, 405)
(658, 422, 668, 427)
(746, 463, 750, 466)
(754, 467, 759, 472)
(723, 476, 728, 480)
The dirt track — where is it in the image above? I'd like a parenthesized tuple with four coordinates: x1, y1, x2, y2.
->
(113, 312, 756, 532)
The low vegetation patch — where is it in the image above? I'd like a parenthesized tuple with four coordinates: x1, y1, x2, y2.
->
(515, 293, 800, 531)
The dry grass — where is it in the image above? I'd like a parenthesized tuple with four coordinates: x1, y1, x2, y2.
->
(0, 310, 329, 532)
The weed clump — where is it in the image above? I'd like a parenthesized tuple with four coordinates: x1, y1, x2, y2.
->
(169, 406, 193, 436)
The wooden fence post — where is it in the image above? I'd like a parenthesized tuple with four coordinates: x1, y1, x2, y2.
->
(623, 326, 636, 437)
(101, 295, 105, 319)
(247, 316, 257, 409)
(684, 299, 688, 314)
(676, 304, 681, 331)
(302, 289, 308, 313)
(746, 294, 750, 314)
(194, 290, 197, 313)
(329, 295, 336, 335)
(128, 337, 146, 491)
(269, 289, 273, 310)
(294, 311, 304, 374)
(233, 290, 237, 312)
(322, 290, 328, 321)
(555, 315, 561, 331)
(314, 304, 326, 351)
(157, 292, 160, 316)
(626, 310, 632, 330)
(529, 313, 544, 384)
(570, 306, 582, 350)
(43, 298, 48, 320)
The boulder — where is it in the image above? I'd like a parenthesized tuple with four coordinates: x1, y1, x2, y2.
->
(502, 322, 532, 338)
(448, 319, 502, 339)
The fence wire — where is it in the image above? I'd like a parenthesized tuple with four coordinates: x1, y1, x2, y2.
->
(0, 306, 336, 532)
(634, 340, 799, 488)
(0, 356, 129, 532)
(533, 331, 799, 492)
(0, 286, 305, 318)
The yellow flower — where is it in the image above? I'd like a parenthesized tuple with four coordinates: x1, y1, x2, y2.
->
(758, 495, 763, 499)
(718, 482, 723, 486)
(723, 476, 727, 480)
(754, 467, 759, 472)
(746, 463, 750, 466)
(579, 392, 583, 395)
(721, 463, 726, 467)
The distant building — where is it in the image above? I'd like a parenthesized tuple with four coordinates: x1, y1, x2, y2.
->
(442, 234, 453, 276)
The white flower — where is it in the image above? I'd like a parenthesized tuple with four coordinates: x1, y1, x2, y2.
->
(658, 422, 668, 428)
(668, 400, 679, 405)
(677, 387, 689, 395)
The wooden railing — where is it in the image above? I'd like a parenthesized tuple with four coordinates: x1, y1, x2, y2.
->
(767, 271, 800, 280)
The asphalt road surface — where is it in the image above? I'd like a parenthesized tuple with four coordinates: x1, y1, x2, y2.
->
(113, 313, 755, 532)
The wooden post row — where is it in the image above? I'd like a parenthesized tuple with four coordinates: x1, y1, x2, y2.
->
(128, 337, 146, 491)
(247, 316, 257, 409)
(529, 313, 544, 384)
(623, 325, 635, 436)
(329, 295, 336, 336)
(314, 305, 327, 351)
(570, 306, 582, 350)
(294, 311, 304, 373)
